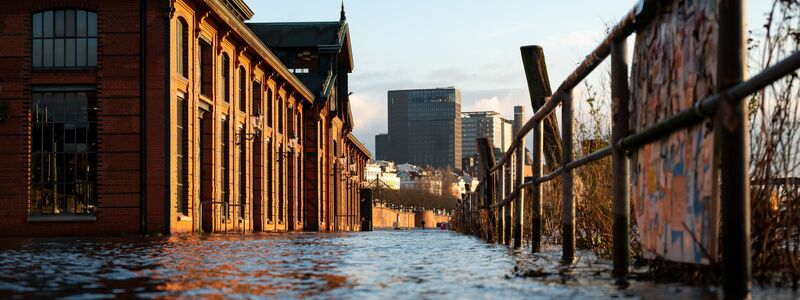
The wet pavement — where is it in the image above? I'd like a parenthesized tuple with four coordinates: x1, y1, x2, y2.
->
(0, 230, 796, 299)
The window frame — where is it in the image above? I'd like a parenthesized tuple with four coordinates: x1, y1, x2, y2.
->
(32, 9, 98, 69)
(29, 87, 98, 217)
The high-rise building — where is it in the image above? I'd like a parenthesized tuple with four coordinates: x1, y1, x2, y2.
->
(379, 88, 462, 169)
(461, 111, 514, 160)
(375, 134, 391, 161)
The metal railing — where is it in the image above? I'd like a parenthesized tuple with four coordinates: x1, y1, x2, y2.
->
(455, 0, 800, 297)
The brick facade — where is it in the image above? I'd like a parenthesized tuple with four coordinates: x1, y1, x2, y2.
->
(0, 0, 370, 236)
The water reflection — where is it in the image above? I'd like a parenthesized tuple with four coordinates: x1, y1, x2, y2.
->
(0, 231, 796, 299)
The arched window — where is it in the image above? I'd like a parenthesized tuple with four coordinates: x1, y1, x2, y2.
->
(266, 88, 273, 127)
(221, 53, 231, 102)
(238, 66, 246, 112)
(176, 18, 188, 77)
(33, 9, 97, 68)
(278, 97, 284, 134)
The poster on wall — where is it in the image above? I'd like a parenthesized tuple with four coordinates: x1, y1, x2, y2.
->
(629, 0, 719, 265)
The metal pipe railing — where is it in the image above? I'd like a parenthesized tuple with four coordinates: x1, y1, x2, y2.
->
(454, 0, 800, 297)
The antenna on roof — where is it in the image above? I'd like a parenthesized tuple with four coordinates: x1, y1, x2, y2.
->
(340, 1, 347, 21)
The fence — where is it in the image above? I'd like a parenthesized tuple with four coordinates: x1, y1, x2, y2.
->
(453, 0, 800, 297)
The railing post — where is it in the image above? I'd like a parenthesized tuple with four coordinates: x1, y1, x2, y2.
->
(497, 165, 505, 244)
(718, 0, 750, 297)
(611, 39, 631, 276)
(513, 106, 525, 248)
(562, 90, 575, 263)
(520, 45, 551, 253)
(503, 164, 512, 245)
(532, 119, 543, 252)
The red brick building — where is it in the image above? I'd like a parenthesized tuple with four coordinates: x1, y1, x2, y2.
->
(0, 0, 370, 236)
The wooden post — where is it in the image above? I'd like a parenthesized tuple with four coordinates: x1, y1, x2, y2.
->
(531, 120, 543, 252)
(562, 90, 575, 263)
(494, 167, 505, 244)
(476, 137, 497, 242)
(611, 39, 631, 276)
(521, 45, 552, 252)
(718, 0, 750, 296)
(513, 106, 525, 248)
(504, 162, 512, 246)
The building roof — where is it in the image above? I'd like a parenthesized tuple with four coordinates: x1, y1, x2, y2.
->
(202, 0, 314, 103)
(246, 22, 343, 48)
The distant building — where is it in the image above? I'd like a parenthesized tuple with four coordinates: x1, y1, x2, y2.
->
(461, 111, 513, 161)
(364, 160, 400, 190)
(378, 88, 462, 169)
(375, 134, 391, 161)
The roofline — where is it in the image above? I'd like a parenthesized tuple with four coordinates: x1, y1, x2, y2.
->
(388, 87, 459, 93)
(204, 0, 314, 103)
(347, 133, 372, 158)
(462, 111, 501, 117)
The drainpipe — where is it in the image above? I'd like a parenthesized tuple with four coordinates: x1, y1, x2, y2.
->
(139, 0, 148, 235)
(163, 0, 173, 236)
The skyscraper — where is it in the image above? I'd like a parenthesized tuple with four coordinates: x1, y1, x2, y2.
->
(377, 88, 462, 169)
(461, 111, 514, 160)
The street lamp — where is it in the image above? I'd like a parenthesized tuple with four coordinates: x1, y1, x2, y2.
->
(236, 109, 263, 144)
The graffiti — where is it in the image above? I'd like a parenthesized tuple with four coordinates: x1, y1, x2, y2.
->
(630, 0, 719, 264)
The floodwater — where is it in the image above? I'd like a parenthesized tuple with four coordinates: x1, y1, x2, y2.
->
(0, 230, 796, 299)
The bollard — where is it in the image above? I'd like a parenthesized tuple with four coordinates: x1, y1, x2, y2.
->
(611, 39, 631, 276)
(562, 90, 575, 263)
(718, 0, 750, 297)
(513, 106, 525, 248)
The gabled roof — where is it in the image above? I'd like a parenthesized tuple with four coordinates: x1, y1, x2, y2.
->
(246, 21, 354, 72)
(247, 22, 342, 48)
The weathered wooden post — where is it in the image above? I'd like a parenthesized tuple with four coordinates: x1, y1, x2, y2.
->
(513, 106, 525, 248)
(611, 39, 631, 276)
(718, 0, 750, 296)
(476, 137, 497, 241)
(562, 90, 575, 263)
(531, 121, 543, 252)
(503, 163, 512, 245)
(520, 45, 553, 252)
(498, 164, 506, 244)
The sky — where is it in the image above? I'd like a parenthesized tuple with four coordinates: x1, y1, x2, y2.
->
(244, 0, 773, 156)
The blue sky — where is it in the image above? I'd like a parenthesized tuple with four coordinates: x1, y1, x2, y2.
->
(245, 0, 773, 155)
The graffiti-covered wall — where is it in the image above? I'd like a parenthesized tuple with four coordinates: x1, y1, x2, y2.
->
(630, 0, 719, 264)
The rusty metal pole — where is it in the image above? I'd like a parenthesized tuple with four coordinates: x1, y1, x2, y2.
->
(513, 106, 525, 248)
(718, 0, 750, 297)
(562, 90, 575, 263)
(611, 39, 631, 276)
(532, 119, 543, 252)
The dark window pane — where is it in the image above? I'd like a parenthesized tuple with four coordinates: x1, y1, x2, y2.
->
(31, 153, 41, 183)
(54, 10, 64, 37)
(33, 39, 42, 67)
(43, 11, 53, 38)
(33, 13, 42, 38)
(65, 10, 75, 37)
(87, 12, 96, 37)
(54, 38, 64, 67)
(65, 39, 75, 67)
(76, 38, 86, 66)
(43, 39, 53, 67)
(87, 38, 96, 66)
(76, 10, 86, 36)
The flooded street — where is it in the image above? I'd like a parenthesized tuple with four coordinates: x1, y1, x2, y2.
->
(0, 230, 795, 299)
